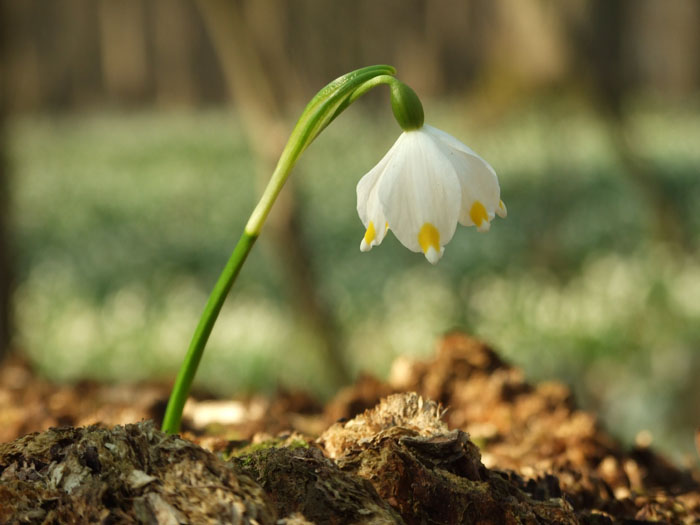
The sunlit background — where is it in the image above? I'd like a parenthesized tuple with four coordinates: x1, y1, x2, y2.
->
(1, 1, 699, 464)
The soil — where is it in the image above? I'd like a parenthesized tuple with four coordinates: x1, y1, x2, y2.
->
(1, 332, 698, 524)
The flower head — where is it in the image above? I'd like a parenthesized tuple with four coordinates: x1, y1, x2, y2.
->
(357, 124, 506, 264)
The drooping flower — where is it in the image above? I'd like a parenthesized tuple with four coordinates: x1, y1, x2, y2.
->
(357, 124, 506, 264)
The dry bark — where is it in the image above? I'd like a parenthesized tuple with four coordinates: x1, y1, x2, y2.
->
(1, 333, 698, 523)
(0, 421, 273, 524)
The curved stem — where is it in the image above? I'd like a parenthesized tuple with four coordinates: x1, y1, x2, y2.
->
(161, 65, 400, 434)
(161, 232, 257, 434)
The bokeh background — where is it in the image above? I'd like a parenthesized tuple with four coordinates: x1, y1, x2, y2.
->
(1, 1, 698, 463)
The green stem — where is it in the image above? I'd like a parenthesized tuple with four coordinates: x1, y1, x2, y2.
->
(161, 231, 257, 434)
(161, 65, 404, 434)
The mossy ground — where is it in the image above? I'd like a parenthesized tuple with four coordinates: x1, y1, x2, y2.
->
(1, 334, 698, 523)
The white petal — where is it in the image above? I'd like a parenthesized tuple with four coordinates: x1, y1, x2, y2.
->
(496, 200, 507, 218)
(358, 188, 388, 251)
(475, 218, 491, 233)
(423, 124, 482, 158)
(356, 133, 410, 226)
(377, 129, 461, 253)
(428, 131, 500, 228)
(424, 246, 444, 265)
(357, 138, 408, 252)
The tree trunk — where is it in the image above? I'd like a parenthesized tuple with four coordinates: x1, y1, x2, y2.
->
(0, 141, 10, 362)
(0, 0, 12, 360)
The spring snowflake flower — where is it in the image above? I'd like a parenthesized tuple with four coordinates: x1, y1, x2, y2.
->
(357, 124, 506, 264)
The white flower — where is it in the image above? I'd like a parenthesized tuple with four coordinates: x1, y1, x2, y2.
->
(356, 124, 506, 264)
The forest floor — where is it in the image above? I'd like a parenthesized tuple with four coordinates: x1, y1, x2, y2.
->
(1, 333, 698, 524)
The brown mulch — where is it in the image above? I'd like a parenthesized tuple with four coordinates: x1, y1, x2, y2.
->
(0, 333, 698, 523)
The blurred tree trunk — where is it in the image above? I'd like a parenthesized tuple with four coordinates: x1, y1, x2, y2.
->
(3, 1, 45, 111)
(97, 0, 152, 103)
(573, 0, 688, 249)
(0, 0, 12, 360)
(0, 130, 9, 361)
(62, 0, 102, 108)
(152, 0, 198, 107)
(192, 0, 350, 387)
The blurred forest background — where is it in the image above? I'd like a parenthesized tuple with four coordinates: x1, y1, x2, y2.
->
(0, 0, 699, 463)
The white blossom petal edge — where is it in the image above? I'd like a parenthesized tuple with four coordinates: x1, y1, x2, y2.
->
(356, 124, 505, 264)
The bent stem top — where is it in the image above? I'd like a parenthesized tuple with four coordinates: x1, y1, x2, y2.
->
(161, 65, 419, 434)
